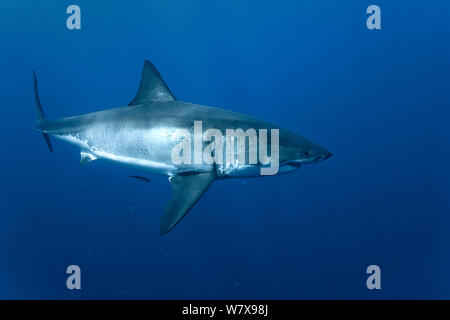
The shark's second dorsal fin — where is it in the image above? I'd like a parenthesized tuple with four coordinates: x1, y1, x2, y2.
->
(129, 60, 175, 106)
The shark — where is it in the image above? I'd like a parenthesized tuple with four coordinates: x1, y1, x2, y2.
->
(34, 60, 332, 235)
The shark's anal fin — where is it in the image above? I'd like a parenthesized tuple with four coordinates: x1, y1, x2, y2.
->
(80, 151, 97, 166)
(160, 171, 216, 235)
(129, 175, 151, 183)
(129, 60, 175, 106)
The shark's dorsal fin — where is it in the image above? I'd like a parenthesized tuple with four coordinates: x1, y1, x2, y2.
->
(129, 60, 175, 105)
(80, 151, 97, 166)
(159, 171, 216, 235)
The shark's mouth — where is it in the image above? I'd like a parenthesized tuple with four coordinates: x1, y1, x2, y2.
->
(285, 160, 302, 168)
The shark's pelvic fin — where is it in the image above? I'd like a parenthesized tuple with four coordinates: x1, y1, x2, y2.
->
(80, 151, 97, 166)
(160, 171, 216, 235)
(129, 60, 175, 105)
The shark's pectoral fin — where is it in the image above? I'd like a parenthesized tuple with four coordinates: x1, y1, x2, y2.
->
(160, 171, 216, 235)
(80, 151, 97, 166)
(129, 60, 175, 106)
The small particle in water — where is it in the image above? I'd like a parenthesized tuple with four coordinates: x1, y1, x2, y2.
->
(241, 180, 246, 185)
(234, 282, 240, 287)
(128, 206, 135, 213)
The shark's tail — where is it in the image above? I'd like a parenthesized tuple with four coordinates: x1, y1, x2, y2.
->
(33, 70, 53, 152)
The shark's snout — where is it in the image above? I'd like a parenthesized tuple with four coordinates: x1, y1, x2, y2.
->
(316, 149, 332, 162)
(296, 145, 332, 164)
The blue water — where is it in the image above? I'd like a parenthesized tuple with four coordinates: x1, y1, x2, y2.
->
(1, 0, 449, 299)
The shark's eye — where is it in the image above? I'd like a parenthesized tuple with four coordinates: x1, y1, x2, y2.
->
(304, 150, 310, 157)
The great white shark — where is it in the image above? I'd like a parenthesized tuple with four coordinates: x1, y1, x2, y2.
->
(34, 60, 332, 235)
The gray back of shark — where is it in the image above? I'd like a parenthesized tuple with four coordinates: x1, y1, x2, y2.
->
(34, 60, 331, 235)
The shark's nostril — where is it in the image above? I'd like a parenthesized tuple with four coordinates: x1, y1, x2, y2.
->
(323, 152, 332, 160)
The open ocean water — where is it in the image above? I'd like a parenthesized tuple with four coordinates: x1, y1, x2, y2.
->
(0, 0, 449, 299)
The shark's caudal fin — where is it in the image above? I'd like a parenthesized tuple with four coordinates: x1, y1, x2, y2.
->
(33, 70, 53, 152)
(160, 172, 216, 235)
(129, 60, 176, 106)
